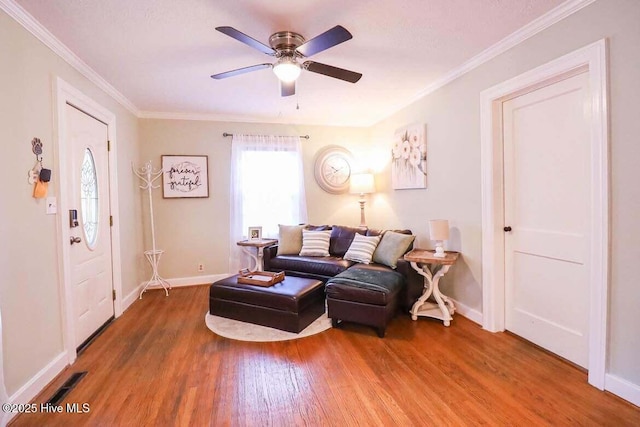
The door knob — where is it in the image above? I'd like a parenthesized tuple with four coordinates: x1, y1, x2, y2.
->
(70, 236, 82, 245)
(503, 226, 512, 232)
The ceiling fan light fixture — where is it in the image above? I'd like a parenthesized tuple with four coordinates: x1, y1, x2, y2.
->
(213, 25, 361, 96)
(273, 57, 301, 82)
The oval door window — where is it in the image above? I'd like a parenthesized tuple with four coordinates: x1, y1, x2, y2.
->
(80, 148, 99, 249)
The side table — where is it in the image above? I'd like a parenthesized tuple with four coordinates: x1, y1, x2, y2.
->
(404, 249, 459, 326)
(236, 239, 278, 272)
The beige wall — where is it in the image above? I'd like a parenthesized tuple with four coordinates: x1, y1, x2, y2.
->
(368, 0, 640, 384)
(0, 10, 143, 395)
(139, 120, 370, 278)
(140, 0, 640, 387)
(2, 0, 638, 404)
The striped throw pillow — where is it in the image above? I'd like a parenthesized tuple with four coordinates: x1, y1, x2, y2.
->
(344, 233, 382, 264)
(299, 229, 332, 257)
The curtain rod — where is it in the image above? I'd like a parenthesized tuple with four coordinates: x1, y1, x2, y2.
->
(222, 132, 310, 140)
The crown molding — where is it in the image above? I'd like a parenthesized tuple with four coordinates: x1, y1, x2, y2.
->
(0, 0, 140, 116)
(2, 0, 596, 127)
(138, 110, 370, 128)
(138, 110, 292, 124)
(371, 0, 597, 126)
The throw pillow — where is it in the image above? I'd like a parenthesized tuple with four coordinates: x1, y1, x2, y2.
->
(372, 231, 416, 269)
(277, 224, 306, 255)
(344, 233, 382, 264)
(299, 229, 332, 257)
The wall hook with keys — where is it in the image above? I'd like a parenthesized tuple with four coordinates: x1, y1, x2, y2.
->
(28, 137, 44, 185)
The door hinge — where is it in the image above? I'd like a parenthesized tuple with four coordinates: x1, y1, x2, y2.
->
(112, 289, 116, 301)
(107, 140, 111, 151)
(110, 216, 113, 227)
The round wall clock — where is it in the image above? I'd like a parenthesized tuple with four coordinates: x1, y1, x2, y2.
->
(314, 145, 353, 194)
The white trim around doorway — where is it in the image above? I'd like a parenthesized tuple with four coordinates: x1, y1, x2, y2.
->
(479, 39, 609, 389)
(53, 78, 123, 366)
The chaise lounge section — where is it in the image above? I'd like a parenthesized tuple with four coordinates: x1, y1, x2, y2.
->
(325, 264, 405, 337)
(263, 225, 424, 335)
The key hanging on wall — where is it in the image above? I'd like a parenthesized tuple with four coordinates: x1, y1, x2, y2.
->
(28, 138, 43, 185)
(29, 137, 52, 198)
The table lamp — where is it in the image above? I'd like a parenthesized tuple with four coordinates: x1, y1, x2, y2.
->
(349, 173, 375, 228)
(429, 219, 450, 258)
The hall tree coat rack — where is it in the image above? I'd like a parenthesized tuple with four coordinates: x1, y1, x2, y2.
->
(133, 161, 171, 298)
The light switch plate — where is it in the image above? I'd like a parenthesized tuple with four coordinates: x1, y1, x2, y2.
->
(46, 197, 57, 214)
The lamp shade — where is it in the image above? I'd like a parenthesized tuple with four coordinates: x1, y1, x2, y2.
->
(429, 219, 450, 241)
(349, 173, 375, 194)
(273, 57, 301, 82)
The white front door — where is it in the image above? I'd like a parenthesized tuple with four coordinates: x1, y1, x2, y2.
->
(67, 104, 114, 348)
(503, 72, 590, 368)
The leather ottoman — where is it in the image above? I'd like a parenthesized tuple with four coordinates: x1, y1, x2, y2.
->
(209, 275, 325, 333)
(326, 264, 404, 338)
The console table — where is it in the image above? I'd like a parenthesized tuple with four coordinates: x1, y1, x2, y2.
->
(404, 249, 459, 326)
(236, 239, 278, 272)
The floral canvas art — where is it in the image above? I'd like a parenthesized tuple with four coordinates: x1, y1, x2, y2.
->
(392, 124, 427, 189)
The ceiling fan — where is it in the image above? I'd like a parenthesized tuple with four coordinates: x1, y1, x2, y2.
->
(211, 25, 362, 97)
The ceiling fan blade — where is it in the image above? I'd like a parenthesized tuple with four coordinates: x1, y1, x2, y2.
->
(296, 25, 352, 57)
(215, 26, 276, 55)
(211, 63, 272, 79)
(304, 61, 362, 83)
(280, 80, 295, 97)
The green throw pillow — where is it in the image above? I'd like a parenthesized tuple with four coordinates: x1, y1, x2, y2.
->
(277, 224, 305, 255)
(372, 231, 416, 269)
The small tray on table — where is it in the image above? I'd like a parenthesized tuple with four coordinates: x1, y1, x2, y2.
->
(237, 270, 285, 287)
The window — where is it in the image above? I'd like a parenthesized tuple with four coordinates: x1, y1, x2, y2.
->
(239, 150, 305, 238)
(229, 135, 307, 272)
(80, 148, 99, 248)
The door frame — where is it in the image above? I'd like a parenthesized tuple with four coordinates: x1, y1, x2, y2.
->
(479, 39, 609, 389)
(54, 78, 123, 365)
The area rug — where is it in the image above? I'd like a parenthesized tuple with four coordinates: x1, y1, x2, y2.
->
(205, 312, 332, 342)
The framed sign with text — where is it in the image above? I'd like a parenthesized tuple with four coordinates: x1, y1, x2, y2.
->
(161, 155, 209, 198)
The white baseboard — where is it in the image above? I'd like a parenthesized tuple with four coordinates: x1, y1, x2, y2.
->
(5, 351, 68, 424)
(122, 274, 229, 314)
(451, 298, 483, 325)
(121, 285, 142, 312)
(605, 374, 640, 407)
(137, 274, 230, 292)
(165, 274, 231, 287)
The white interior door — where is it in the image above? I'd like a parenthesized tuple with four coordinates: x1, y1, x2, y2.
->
(67, 104, 114, 348)
(503, 72, 590, 368)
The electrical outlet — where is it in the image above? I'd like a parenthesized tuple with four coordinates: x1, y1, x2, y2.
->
(198, 263, 204, 272)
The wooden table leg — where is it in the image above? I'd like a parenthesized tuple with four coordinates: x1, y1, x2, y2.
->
(431, 265, 453, 326)
(240, 246, 260, 272)
(410, 261, 455, 326)
(410, 262, 434, 320)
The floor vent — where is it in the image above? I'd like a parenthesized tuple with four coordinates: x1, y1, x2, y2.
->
(47, 371, 87, 406)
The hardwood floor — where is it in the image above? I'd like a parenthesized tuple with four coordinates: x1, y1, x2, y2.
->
(11, 285, 640, 426)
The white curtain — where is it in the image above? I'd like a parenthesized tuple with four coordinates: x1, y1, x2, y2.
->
(229, 134, 308, 273)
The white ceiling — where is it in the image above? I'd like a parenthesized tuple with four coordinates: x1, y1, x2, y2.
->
(15, 0, 565, 126)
